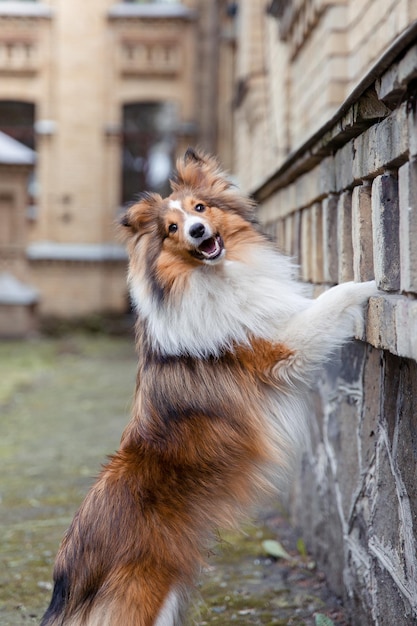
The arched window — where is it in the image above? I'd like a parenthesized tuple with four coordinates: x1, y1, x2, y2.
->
(121, 101, 177, 204)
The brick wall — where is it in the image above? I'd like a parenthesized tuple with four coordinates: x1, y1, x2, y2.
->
(252, 36, 417, 626)
(233, 0, 417, 192)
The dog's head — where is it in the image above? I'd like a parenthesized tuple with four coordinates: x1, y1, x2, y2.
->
(122, 149, 257, 249)
(120, 149, 262, 300)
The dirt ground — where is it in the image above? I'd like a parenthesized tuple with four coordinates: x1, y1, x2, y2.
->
(0, 334, 348, 626)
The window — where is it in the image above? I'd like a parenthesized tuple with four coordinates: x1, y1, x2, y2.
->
(121, 102, 177, 204)
(0, 101, 35, 150)
(0, 101, 37, 215)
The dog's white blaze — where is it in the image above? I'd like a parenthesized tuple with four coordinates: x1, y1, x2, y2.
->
(154, 588, 180, 626)
(169, 200, 185, 213)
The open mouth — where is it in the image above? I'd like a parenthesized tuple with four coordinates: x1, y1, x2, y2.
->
(191, 234, 224, 261)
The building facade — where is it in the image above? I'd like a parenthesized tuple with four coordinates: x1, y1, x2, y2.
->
(0, 130, 38, 336)
(0, 0, 235, 319)
(3, 1, 417, 620)
(230, 1, 417, 623)
(232, 0, 417, 194)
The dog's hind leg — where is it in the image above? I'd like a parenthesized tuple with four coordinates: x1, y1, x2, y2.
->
(154, 587, 186, 626)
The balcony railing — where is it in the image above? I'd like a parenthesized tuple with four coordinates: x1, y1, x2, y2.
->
(119, 38, 181, 76)
(0, 37, 38, 74)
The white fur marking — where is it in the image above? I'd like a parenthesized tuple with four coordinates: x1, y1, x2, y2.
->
(129, 244, 309, 358)
(129, 240, 376, 371)
(154, 588, 180, 626)
(184, 215, 212, 245)
(169, 200, 185, 214)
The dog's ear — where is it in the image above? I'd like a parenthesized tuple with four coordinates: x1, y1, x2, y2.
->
(119, 192, 161, 238)
(171, 148, 232, 193)
(172, 148, 257, 223)
(183, 147, 204, 165)
(119, 213, 131, 228)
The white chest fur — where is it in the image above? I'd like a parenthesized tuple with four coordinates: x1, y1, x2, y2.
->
(129, 246, 310, 358)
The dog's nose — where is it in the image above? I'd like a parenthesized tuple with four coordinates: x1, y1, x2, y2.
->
(189, 222, 206, 239)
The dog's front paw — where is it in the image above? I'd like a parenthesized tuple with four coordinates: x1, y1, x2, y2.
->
(349, 279, 378, 304)
(317, 280, 378, 310)
(276, 281, 378, 380)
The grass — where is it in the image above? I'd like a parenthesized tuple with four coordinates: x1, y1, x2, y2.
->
(0, 333, 345, 625)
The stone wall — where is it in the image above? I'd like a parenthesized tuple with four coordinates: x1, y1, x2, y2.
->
(253, 37, 417, 626)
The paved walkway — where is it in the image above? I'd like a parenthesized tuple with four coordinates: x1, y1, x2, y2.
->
(0, 334, 347, 625)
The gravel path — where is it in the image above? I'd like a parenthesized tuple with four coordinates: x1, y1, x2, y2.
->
(0, 334, 348, 626)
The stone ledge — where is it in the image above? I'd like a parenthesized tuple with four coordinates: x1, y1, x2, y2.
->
(108, 3, 196, 20)
(0, 272, 38, 305)
(0, 1, 52, 18)
(26, 242, 128, 263)
(376, 44, 417, 106)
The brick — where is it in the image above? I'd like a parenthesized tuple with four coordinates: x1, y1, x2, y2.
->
(322, 194, 339, 284)
(311, 202, 324, 283)
(337, 190, 354, 282)
(376, 45, 417, 106)
(295, 167, 323, 211)
(353, 105, 409, 180)
(352, 182, 374, 282)
(319, 156, 336, 196)
(347, 0, 373, 27)
(334, 140, 354, 190)
(366, 295, 399, 353)
(284, 212, 301, 262)
(371, 173, 400, 291)
(353, 88, 391, 122)
(270, 220, 285, 243)
(348, 0, 384, 52)
(399, 160, 417, 294)
(314, 90, 390, 163)
(408, 105, 417, 158)
(283, 215, 292, 254)
(300, 206, 313, 282)
(364, 294, 417, 361)
(395, 297, 417, 361)
(292, 210, 301, 265)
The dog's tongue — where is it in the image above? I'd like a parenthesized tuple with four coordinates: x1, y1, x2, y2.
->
(199, 237, 217, 255)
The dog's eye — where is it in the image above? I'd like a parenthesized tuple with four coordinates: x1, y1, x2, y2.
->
(194, 203, 206, 213)
(168, 223, 178, 234)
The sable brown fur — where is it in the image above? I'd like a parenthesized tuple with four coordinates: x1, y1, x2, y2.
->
(41, 149, 375, 626)
(41, 151, 293, 625)
(41, 330, 290, 626)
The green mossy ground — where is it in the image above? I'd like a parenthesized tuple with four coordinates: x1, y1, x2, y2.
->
(0, 334, 346, 625)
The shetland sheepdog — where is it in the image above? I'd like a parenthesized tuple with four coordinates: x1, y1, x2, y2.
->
(41, 149, 376, 626)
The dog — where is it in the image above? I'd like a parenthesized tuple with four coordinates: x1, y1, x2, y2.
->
(40, 149, 376, 626)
